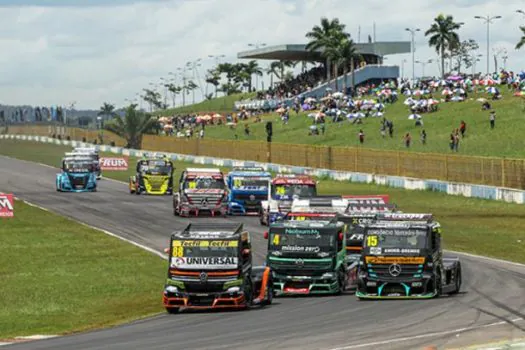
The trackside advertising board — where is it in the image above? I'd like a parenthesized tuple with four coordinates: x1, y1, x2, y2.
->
(0, 194, 14, 217)
(99, 157, 128, 170)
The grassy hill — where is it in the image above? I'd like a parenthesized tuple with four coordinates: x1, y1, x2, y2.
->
(200, 90, 525, 158)
(156, 92, 256, 116)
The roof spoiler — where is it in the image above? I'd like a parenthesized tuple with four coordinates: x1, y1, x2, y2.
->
(375, 213, 433, 222)
(232, 166, 266, 172)
(180, 222, 243, 235)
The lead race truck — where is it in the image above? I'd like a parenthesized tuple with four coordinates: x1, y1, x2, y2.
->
(259, 174, 317, 226)
(264, 217, 350, 295)
(163, 223, 272, 313)
(226, 167, 272, 215)
(356, 213, 462, 299)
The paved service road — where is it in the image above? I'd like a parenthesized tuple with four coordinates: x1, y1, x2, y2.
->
(1, 156, 524, 350)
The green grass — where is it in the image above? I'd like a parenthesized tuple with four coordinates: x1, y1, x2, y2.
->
(1, 139, 524, 264)
(0, 199, 165, 339)
(156, 92, 256, 115)
(200, 89, 525, 158)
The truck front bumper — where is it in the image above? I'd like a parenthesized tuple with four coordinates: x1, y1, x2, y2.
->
(356, 275, 436, 299)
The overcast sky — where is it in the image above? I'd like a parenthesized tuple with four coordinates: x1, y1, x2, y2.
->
(0, 0, 524, 109)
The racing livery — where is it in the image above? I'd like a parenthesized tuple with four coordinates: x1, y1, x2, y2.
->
(129, 155, 174, 195)
(163, 223, 272, 313)
(72, 147, 101, 179)
(264, 217, 351, 295)
(226, 167, 271, 215)
(173, 168, 228, 217)
(259, 174, 317, 226)
(356, 213, 462, 299)
(56, 153, 97, 192)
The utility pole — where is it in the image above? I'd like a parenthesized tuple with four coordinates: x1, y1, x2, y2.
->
(405, 28, 421, 84)
(474, 15, 502, 76)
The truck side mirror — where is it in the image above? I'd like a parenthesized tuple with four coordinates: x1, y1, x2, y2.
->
(163, 247, 170, 253)
(263, 231, 268, 239)
(242, 249, 250, 257)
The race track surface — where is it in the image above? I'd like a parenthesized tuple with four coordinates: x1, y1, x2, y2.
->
(1, 156, 524, 350)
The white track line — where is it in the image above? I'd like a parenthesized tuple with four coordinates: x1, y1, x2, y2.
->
(328, 318, 524, 350)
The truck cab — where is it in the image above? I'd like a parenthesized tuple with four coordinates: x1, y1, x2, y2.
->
(356, 213, 462, 299)
(163, 223, 272, 313)
(259, 174, 317, 225)
(56, 154, 97, 192)
(226, 167, 271, 215)
(173, 168, 228, 217)
(264, 218, 350, 295)
(72, 147, 101, 179)
(129, 155, 174, 195)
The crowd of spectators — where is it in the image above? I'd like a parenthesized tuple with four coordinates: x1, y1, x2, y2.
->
(256, 66, 326, 100)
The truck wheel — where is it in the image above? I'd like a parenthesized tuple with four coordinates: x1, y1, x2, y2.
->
(165, 307, 179, 314)
(335, 269, 345, 295)
(449, 266, 461, 295)
(244, 277, 254, 309)
(262, 276, 273, 306)
(173, 199, 180, 216)
(435, 272, 442, 298)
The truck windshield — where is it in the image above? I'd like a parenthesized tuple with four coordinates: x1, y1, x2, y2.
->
(272, 184, 316, 199)
(232, 177, 269, 189)
(364, 228, 427, 249)
(269, 231, 334, 255)
(140, 160, 171, 175)
(184, 177, 225, 189)
(64, 161, 93, 172)
(170, 240, 238, 269)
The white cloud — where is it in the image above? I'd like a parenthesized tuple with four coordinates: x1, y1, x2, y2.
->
(0, 0, 524, 109)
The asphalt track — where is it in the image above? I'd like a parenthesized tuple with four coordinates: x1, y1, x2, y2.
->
(1, 155, 524, 350)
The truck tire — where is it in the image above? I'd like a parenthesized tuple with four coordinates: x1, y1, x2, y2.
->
(165, 307, 179, 314)
(262, 276, 273, 306)
(335, 269, 345, 295)
(173, 198, 180, 216)
(244, 276, 254, 309)
(449, 265, 461, 295)
(435, 271, 442, 298)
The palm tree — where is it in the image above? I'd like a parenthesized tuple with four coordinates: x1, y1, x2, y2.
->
(244, 60, 263, 91)
(98, 102, 116, 121)
(516, 26, 525, 49)
(334, 38, 359, 92)
(305, 17, 347, 81)
(104, 104, 156, 149)
(205, 69, 221, 98)
(425, 14, 463, 79)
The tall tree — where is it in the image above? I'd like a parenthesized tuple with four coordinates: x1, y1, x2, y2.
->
(244, 60, 263, 91)
(98, 102, 116, 121)
(205, 69, 221, 98)
(305, 17, 347, 81)
(450, 39, 479, 73)
(516, 26, 525, 50)
(104, 104, 156, 149)
(425, 14, 463, 79)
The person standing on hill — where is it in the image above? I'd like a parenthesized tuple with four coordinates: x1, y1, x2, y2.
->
(454, 129, 460, 152)
(489, 111, 496, 129)
(403, 132, 411, 148)
(420, 129, 427, 144)
(449, 130, 455, 151)
(358, 129, 365, 144)
(459, 120, 466, 137)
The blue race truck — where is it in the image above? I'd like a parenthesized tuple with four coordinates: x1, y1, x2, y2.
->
(56, 153, 97, 192)
(227, 167, 272, 215)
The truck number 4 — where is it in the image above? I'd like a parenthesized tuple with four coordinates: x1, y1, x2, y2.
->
(272, 234, 280, 245)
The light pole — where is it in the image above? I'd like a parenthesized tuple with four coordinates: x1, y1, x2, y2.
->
(405, 28, 421, 85)
(474, 15, 502, 76)
(401, 59, 407, 79)
(415, 59, 433, 78)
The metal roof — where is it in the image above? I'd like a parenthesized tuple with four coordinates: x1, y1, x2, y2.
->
(237, 42, 411, 62)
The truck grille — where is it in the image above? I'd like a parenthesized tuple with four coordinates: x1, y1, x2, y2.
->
(270, 259, 332, 275)
(233, 194, 267, 201)
(185, 283, 225, 294)
(68, 175, 88, 188)
(368, 264, 421, 278)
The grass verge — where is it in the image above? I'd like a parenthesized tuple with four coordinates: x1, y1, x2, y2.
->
(0, 199, 164, 339)
(1, 139, 524, 264)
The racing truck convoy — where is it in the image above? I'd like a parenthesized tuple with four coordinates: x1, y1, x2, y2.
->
(129, 155, 174, 195)
(72, 147, 101, 179)
(226, 167, 271, 215)
(56, 153, 98, 192)
(356, 213, 462, 299)
(259, 174, 317, 226)
(264, 214, 351, 295)
(163, 223, 272, 313)
(173, 168, 228, 217)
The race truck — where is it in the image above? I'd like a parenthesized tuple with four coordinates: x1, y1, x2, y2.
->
(56, 153, 97, 192)
(226, 167, 272, 215)
(129, 155, 174, 195)
(163, 223, 273, 313)
(72, 147, 101, 179)
(264, 217, 351, 295)
(291, 195, 391, 214)
(173, 168, 228, 217)
(356, 213, 462, 299)
(259, 174, 317, 226)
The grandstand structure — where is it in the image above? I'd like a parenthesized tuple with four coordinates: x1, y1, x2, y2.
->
(235, 41, 410, 110)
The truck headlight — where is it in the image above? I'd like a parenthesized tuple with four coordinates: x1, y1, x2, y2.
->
(165, 286, 178, 293)
(227, 286, 240, 293)
(321, 272, 336, 279)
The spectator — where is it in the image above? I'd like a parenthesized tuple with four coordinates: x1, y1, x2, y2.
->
(358, 129, 365, 144)
(449, 130, 455, 150)
(320, 123, 325, 135)
(454, 129, 460, 152)
(489, 111, 496, 129)
(244, 124, 250, 136)
(199, 129, 204, 139)
(403, 132, 411, 148)
(420, 129, 427, 145)
(387, 120, 394, 137)
(459, 120, 466, 138)
(380, 122, 386, 138)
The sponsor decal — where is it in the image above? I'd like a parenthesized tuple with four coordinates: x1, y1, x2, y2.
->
(99, 157, 128, 170)
(282, 245, 320, 253)
(284, 228, 320, 235)
(172, 256, 238, 269)
(172, 240, 238, 247)
(367, 229, 427, 236)
(384, 248, 420, 254)
(365, 256, 425, 264)
(284, 287, 309, 293)
(369, 247, 382, 255)
(348, 233, 364, 240)
(0, 194, 14, 217)
(379, 213, 432, 220)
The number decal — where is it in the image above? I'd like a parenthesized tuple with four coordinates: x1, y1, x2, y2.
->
(234, 179, 242, 188)
(188, 181, 196, 189)
(172, 246, 184, 257)
(294, 216, 305, 221)
(367, 236, 378, 247)
(272, 234, 280, 245)
(275, 186, 285, 195)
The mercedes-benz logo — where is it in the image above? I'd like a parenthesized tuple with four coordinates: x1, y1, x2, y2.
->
(295, 259, 304, 266)
(199, 272, 208, 283)
(249, 194, 255, 201)
(389, 264, 402, 277)
(201, 198, 208, 206)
